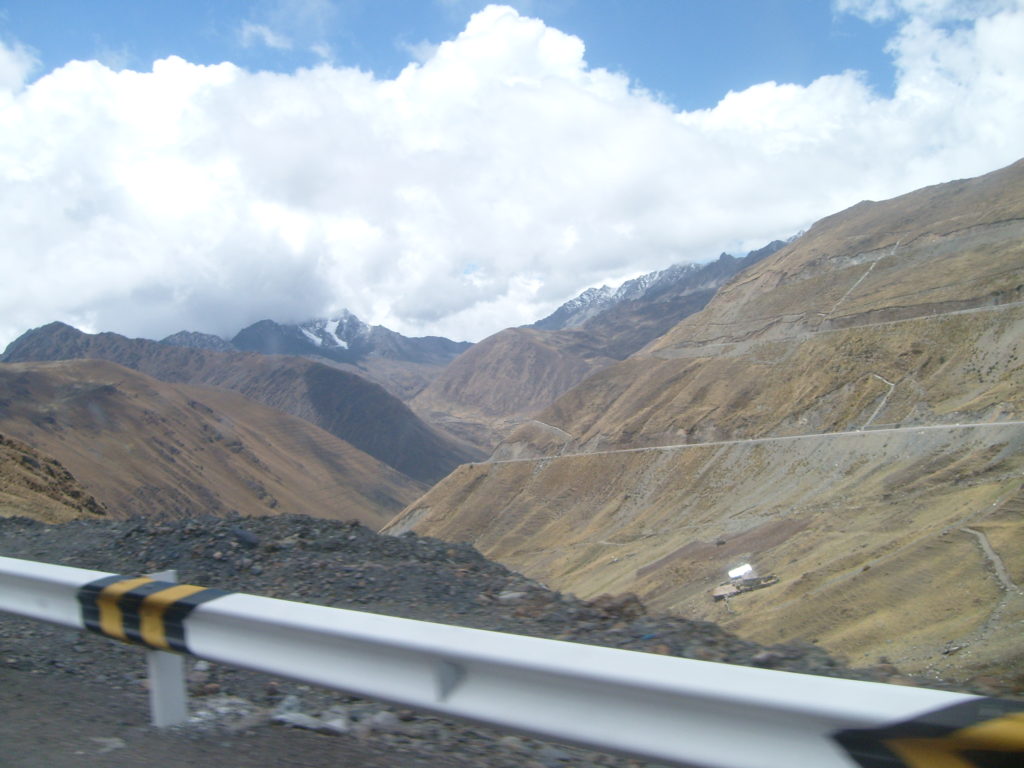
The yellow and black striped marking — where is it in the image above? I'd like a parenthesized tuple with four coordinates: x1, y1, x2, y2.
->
(77, 575, 230, 653)
(834, 697, 1024, 768)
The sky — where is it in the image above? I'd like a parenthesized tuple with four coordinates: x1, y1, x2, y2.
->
(1, 1, 1023, 347)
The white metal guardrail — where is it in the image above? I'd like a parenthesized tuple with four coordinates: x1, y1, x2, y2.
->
(1, 555, 1021, 768)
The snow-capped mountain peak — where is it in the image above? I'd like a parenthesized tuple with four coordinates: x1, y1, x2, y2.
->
(298, 312, 373, 349)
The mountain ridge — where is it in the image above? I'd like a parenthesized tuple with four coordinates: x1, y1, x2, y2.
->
(413, 243, 784, 452)
(156, 312, 473, 401)
(228, 312, 472, 368)
(531, 242, 786, 333)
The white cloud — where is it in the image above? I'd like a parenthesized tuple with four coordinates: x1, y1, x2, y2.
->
(241, 0, 337, 59)
(1, 3, 1024, 349)
(240, 22, 293, 51)
(310, 42, 333, 61)
(835, 0, 1015, 22)
(0, 36, 37, 93)
(399, 38, 440, 64)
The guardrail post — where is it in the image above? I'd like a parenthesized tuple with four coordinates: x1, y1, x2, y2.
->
(145, 569, 189, 727)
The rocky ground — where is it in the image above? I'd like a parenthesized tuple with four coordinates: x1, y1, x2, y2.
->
(0, 513, 1007, 767)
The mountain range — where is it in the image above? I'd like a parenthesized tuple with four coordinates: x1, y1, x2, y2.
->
(228, 312, 471, 367)
(386, 158, 1024, 683)
(0, 244, 778, 519)
(1, 323, 479, 485)
(3, 158, 1022, 688)
(221, 313, 472, 401)
(531, 242, 786, 335)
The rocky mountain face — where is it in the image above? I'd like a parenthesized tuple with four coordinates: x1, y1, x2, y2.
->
(578, 243, 785, 360)
(531, 285, 619, 331)
(386, 158, 1024, 684)
(0, 359, 424, 526)
(413, 244, 782, 452)
(1, 323, 481, 484)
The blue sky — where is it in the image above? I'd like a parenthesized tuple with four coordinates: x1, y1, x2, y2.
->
(3, 1, 901, 110)
(0, 1, 1022, 346)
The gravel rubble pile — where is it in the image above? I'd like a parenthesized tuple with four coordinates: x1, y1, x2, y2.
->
(0, 513, 994, 767)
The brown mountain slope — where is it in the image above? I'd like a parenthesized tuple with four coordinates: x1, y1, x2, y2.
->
(385, 159, 1024, 682)
(387, 424, 1024, 682)
(1, 324, 481, 483)
(656, 155, 1024, 351)
(527, 157, 1024, 452)
(0, 360, 424, 526)
(413, 251, 778, 454)
(0, 433, 106, 523)
(411, 328, 615, 450)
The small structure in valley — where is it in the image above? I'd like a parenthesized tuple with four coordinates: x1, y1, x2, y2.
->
(711, 562, 779, 601)
(728, 563, 755, 580)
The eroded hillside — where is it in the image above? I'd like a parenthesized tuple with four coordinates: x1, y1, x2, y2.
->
(386, 159, 1024, 683)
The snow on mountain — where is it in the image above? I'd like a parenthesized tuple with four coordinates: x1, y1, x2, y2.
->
(531, 264, 703, 331)
(612, 262, 702, 302)
(230, 312, 471, 371)
(299, 326, 324, 347)
(297, 312, 371, 350)
(530, 286, 617, 331)
(531, 243, 786, 332)
(565, 285, 615, 310)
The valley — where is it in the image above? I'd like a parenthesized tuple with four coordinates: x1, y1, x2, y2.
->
(385, 158, 1024, 685)
(387, 420, 1024, 682)
(411, 247, 782, 453)
(2, 157, 1022, 693)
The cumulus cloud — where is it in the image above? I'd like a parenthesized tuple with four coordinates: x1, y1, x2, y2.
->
(1, 3, 1023, 348)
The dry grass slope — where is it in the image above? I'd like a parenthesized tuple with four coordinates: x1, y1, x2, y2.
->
(0, 433, 106, 523)
(411, 327, 614, 452)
